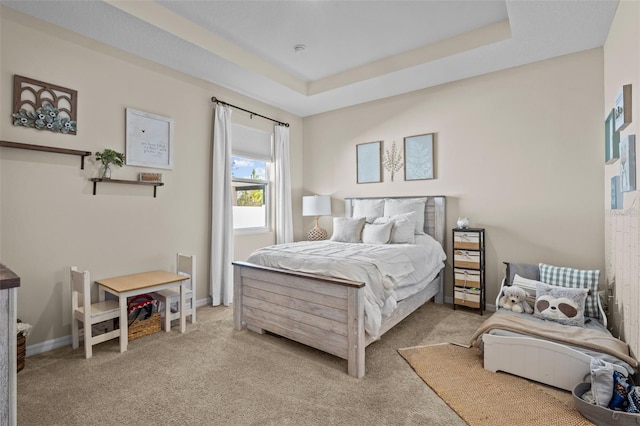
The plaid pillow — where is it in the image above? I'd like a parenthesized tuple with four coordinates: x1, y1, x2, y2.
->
(539, 263, 600, 318)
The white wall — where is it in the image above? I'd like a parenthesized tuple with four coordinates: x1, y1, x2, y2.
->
(604, 0, 640, 356)
(0, 7, 303, 347)
(303, 49, 605, 305)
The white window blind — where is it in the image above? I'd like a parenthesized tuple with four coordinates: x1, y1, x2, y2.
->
(232, 124, 272, 161)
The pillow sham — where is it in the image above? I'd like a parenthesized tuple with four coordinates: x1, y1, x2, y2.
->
(534, 282, 588, 327)
(352, 199, 385, 223)
(330, 217, 366, 243)
(362, 222, 393, 244)
(383, 198, 426, 235)
(373, 213, 415, 244)
(539, 263, 600, 319)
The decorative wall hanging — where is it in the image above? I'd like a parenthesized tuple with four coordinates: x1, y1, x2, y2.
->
(404, 133, 434, 180)
(620, 134, 636, 192)
(614, 84, 632, 132)
(125, 108, 174, 169)
(611, 176, 622, 210)
(11, 75, 77, 134)
(605, 108, 619, 164)
(356, 141, 382, 184)
(383, 141, 403, 181)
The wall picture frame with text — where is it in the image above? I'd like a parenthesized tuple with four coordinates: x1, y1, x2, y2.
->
(126, 108, 174, 169)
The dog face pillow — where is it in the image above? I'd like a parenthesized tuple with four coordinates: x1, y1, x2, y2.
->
(499, 285, 533, 314)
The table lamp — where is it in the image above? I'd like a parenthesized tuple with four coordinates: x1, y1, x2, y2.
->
(302, 195, 332, 241)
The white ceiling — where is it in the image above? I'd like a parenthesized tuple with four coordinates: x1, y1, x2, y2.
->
(2, 0, 618, 117)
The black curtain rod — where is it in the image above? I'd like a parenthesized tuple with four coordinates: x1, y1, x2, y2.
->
(211, 96, 289, 127)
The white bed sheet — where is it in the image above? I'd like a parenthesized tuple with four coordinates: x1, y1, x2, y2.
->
(246, 239, 446, 337)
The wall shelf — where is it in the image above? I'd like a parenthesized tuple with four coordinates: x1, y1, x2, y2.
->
(89, 178, 164, 198)
(0, 140, 91, 169)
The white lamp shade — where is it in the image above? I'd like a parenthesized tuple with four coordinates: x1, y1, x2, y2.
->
(302, 195, 332, 216)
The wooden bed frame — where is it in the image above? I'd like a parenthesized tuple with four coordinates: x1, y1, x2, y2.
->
(482, 278, 630, 391)
(232, 195, 446, 378)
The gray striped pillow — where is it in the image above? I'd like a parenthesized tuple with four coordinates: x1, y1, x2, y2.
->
(539, 263, 600, 319)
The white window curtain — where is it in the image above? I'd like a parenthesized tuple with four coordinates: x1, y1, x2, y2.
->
(211, 105, 233, 306)
(274, 125, 293, 244)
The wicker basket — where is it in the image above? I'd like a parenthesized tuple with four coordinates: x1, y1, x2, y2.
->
(17, 334, 26, 372)
(128, 312, 161, 341)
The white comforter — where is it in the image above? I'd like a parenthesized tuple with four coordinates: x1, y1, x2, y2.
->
(246, 240, 446, 337)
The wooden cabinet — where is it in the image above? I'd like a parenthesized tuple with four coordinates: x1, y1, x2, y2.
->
(452, 228, 485, 314)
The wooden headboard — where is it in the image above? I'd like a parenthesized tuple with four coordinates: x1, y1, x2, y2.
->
(343, 196, 446, 248)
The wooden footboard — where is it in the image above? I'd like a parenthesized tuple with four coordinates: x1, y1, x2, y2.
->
(233, 261, 367, 377)
(233, 261, 443, 377)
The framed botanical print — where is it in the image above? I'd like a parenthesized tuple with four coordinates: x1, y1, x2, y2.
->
(404, 133, 434, 180)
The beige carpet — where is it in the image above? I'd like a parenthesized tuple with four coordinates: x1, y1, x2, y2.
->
(398, 343, 593, 426)
(17, 303, 487, 425)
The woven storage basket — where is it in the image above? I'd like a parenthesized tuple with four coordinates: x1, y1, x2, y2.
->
(128, 312, 161, 341)
(17, 334, 26, 372)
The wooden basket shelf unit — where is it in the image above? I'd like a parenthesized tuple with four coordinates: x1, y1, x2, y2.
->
(0, 140, 91, 169)
(89, 178, 164, 198)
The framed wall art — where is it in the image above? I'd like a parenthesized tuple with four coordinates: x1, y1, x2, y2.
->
(611, 176, 622, 210)
(605, 108, 619, 164)
(356, 141, 382, 184)
(404, 133, 434, 180)
(620, 134, 636, 193)
(614, 84, 632, 132)
(125, 108, 174, 169)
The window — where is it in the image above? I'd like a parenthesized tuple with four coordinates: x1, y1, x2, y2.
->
(232, 156, 269, 230)
(230, 124, 272, 232)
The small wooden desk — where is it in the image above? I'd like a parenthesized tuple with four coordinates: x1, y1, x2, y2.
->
(96, 270, 189, 353)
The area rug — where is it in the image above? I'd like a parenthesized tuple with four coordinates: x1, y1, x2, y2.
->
(398, 343, 593, 426)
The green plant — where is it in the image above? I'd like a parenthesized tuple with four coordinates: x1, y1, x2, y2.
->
(95, 148, 125, 178)
(95, 148, 125, 168)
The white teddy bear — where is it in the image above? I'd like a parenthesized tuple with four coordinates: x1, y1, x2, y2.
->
(499, 285, 534, 314)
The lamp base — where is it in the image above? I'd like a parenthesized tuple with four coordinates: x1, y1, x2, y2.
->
(307, 226, 328, 241)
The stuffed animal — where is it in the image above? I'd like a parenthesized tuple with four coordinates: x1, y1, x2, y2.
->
(499, 285, 534, 314)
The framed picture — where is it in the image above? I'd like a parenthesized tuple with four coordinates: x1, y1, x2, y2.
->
(356, 141, 382, 183)
(125, 108, 174, 169)
(620, 134, 636, 192)
(611, 176, 622, 210)
(404, 133, 434, 180)
(605, 108, 619, 164)
(614, 84, 632, 132)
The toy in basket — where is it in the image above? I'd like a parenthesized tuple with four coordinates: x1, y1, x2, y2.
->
(127, 294, 161, 341)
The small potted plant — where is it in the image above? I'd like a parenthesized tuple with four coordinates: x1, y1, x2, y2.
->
(95, 148, 125, 179)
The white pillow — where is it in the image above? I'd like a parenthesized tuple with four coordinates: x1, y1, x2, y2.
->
(352, 199, 385, 223)
(383, 198, 427, 235)
(362, 222, 393, 244)
(512, 274, 541, 294)
(374, 214, 415, 244)
(330, 217, 366, 243)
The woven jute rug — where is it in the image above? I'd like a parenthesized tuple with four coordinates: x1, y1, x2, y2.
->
(398, 343, 593, 426)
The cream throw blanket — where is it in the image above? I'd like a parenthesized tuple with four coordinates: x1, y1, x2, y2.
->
(470, 314, 638, 368)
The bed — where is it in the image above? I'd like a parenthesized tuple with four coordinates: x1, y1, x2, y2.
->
(471, 262, 637, 391)
(232, 195, 446, 378)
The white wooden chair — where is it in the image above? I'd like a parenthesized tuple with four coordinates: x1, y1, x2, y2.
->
(70, 267, 121, 359)
(154, 253, 196, 332)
